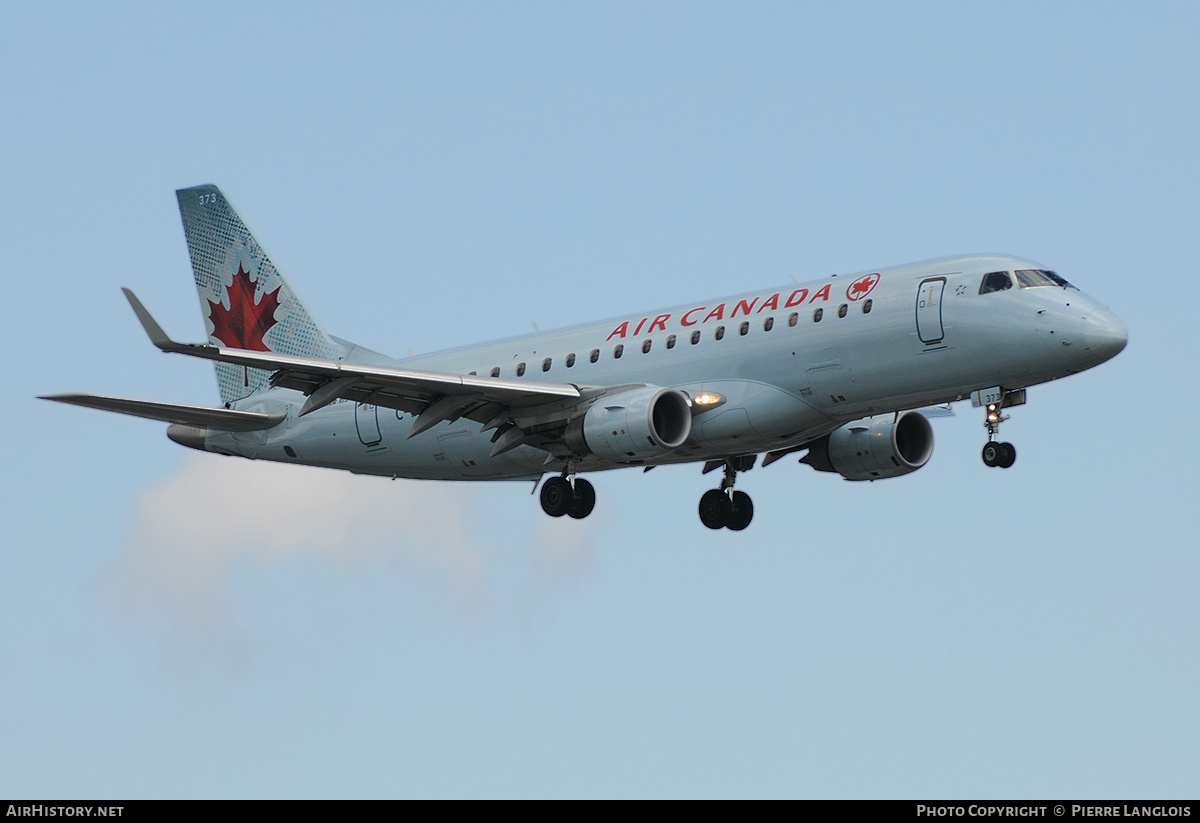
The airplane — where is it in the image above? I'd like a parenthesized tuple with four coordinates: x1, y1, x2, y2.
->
(43, 185, 1128, 530)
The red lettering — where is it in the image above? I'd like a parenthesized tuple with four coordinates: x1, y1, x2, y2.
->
(607, 321, 629, 341)
(703, 303, 726, 323)
(758, 293, 780, 312)
(633, 318, 647, 336)
(681, 307, 705, 326)
(809, 283, 831, 302)
(648, 314, 670, 332)
(733, 297, 758, 317)
(784, 288, 809, 307)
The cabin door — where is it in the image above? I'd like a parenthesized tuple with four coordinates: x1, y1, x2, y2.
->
(915, 277, 947, 345)
(355, 402, 382, 446)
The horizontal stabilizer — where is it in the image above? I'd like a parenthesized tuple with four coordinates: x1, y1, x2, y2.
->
(40, 394, 285, 431)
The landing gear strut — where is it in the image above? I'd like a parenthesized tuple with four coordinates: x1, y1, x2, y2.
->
(982, 400, 1016, 469)
(540, 471, 596, 519)
(699, 460, 754, 530)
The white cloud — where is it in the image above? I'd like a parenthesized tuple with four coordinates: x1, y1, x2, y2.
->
(100, 454, 599, 626)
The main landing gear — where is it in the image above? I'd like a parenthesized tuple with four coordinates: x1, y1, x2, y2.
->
(699, 459, 754, 531)
(540, 473, 596, 519)
(981, 400, 1017, 469)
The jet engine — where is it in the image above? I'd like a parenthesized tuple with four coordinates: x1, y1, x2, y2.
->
(802, 411, 933, 480)
(565, 386, 692, 462)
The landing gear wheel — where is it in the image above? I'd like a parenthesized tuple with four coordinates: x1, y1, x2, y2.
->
(567, 478, 596, 519)
(982, 441, 1004, 467)
(540, 477, 573, 517)
(981, 395, 1021, 469)
(998, 442, 1016, 469)
(699, 489, 732, 530)
(727, 491, 754, 531)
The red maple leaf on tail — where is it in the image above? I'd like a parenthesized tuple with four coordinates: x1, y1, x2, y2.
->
(208, 264, 282, 386)
(208, 264, 281, 350)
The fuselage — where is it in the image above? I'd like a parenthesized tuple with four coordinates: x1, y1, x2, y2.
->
(207, 253, 1126, 480)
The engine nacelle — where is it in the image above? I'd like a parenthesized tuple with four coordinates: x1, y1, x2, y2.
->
(566, 386, 692, 462)
(804, 410, 934, 481)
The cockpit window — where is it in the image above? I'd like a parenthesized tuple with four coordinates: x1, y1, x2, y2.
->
(979, 271, 1013, 294)
(1014, 269, 1073, 289)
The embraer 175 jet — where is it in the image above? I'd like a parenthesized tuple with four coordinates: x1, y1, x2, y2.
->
(44, 185, 1127, 530)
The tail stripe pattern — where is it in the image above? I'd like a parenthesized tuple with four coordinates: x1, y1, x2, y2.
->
(176, 185, 340, 404)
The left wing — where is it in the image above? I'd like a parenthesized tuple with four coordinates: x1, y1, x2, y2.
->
(39, 394, 285, 431)
(123, 289, 612, 456)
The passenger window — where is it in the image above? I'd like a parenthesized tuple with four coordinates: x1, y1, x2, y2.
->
(666, 334, 676, 349)
(590, 349, 600, 363)
(739, 321, 749, 336)
(490, 367, 500, 378)
(613, 344, 624, 359)
(979, 271, 1013, 294)
(813, 308, 823, 322)
(468, 371, 477, 376)
(714, 325, 725, 341)
(788, 312, 798, 327)
(566, 353, 576, 368)
(542, 358, 552, 372)
(837, 303, 848, 318)
(862, 299, 872, 314)
(642, 339, 652, 354)
(690, 330, 701, 345)
(763, 317, 774, 332)
(516, 362, 526, 377)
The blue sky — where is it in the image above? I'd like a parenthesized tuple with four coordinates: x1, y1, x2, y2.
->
(2, 1, 1197, 798)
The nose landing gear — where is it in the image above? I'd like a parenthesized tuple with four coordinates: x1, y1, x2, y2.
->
(699, 459, 754, 530)
(982, 400, 1016, 469)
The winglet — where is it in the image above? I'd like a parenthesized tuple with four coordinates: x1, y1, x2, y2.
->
(123, 288, 184, 352)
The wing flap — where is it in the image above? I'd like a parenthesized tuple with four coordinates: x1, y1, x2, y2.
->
(40, 394, 285, 431)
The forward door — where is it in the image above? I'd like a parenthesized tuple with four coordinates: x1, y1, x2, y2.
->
(915, 277, 947, 345)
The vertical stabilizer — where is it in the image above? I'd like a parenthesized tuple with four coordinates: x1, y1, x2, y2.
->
(177, 185, 341, 404)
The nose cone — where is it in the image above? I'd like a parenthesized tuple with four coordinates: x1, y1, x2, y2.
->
(1083, 309, 1128, 364)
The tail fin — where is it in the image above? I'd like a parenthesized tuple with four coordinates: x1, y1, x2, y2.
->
(177, 184, 342, 404)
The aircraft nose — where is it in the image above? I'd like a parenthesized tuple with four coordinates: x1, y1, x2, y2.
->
(1083, 309, 1128, 362)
